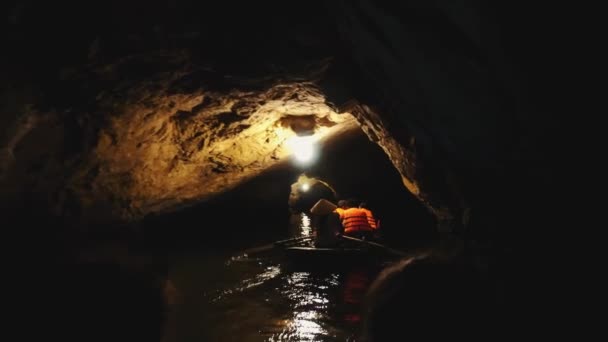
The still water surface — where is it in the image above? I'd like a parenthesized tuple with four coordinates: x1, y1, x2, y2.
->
(168, 213, 391, 341)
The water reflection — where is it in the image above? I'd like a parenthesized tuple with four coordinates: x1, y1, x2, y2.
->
(169, 213, 382, 341)
(290, 311, 325, 341)
(288, 213, 313, 238)
(300, 213, 312, 237)
(340, 270, 372, 325)
(263, 268, 374, 341)
(267, 271, 336, 341)
(269, 311, 327, 342)
(211, 265, 282, 302)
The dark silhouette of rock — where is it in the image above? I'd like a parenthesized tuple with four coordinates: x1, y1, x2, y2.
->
(363, 253, 496, 341)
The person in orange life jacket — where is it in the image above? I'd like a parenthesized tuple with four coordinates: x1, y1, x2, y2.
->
(359, 201, 382, 240)
(339, 199, 375, 240)
(334, 199, 348, 216)
(358, 201, 378, 230)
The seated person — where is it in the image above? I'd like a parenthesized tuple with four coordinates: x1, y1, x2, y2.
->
(359, 201, 381, 239)
(310, 199, 343, 247)
(339, 199, 377, 240)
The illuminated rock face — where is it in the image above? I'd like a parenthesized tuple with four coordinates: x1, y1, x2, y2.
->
(69, 79, 355, 221)
(288, 174, 337, 213)
(0, 55, 356, 222)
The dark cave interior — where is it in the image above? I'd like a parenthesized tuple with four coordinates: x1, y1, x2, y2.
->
(1, 0, 581, 340)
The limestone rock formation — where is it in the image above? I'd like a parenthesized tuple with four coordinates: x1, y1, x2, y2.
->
(288, 174, 337, 213)
(0, 53, 357, 223)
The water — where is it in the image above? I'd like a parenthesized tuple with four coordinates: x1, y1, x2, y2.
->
(166, 213, 389, 341)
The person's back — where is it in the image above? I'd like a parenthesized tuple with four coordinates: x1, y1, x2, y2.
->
(315, 211, 343, 247)
(359, 202, 378, 230)
(311, 199, 342, 247)
(341, 207, 373, 238)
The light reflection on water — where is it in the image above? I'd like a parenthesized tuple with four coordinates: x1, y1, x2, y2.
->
(268, 310, 327, 342)
(211, 265, 282, 303)
(264, 271, 348, 341)
(169, 213, 381, 341)
(300, 213, 312, 237)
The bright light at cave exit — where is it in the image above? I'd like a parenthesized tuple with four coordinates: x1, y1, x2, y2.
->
(287, 135, 317, 166)
(301, 183, 310, 192)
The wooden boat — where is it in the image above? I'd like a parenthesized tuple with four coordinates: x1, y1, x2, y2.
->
(236, 235, 405, 266)
(279, 237, 396, 266)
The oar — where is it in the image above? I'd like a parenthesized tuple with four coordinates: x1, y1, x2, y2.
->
(340, 235, 408, 257)
(274, 236, 313, 246)
(238, 236, 313, 257)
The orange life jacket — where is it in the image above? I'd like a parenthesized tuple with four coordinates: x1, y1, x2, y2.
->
(360, 208, 378, 229)
(340, 207, 373, 234)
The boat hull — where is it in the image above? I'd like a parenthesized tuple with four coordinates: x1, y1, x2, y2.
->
(281, 244, 388, 268)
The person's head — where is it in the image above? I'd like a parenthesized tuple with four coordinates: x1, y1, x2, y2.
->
(346, 198, 359, 208)
(359, 201, 368, 209)
(362, 254, 494, 341)
(338, 200, 348, 208)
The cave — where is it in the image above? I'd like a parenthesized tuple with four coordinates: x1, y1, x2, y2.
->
(2, 1, 575, 340)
